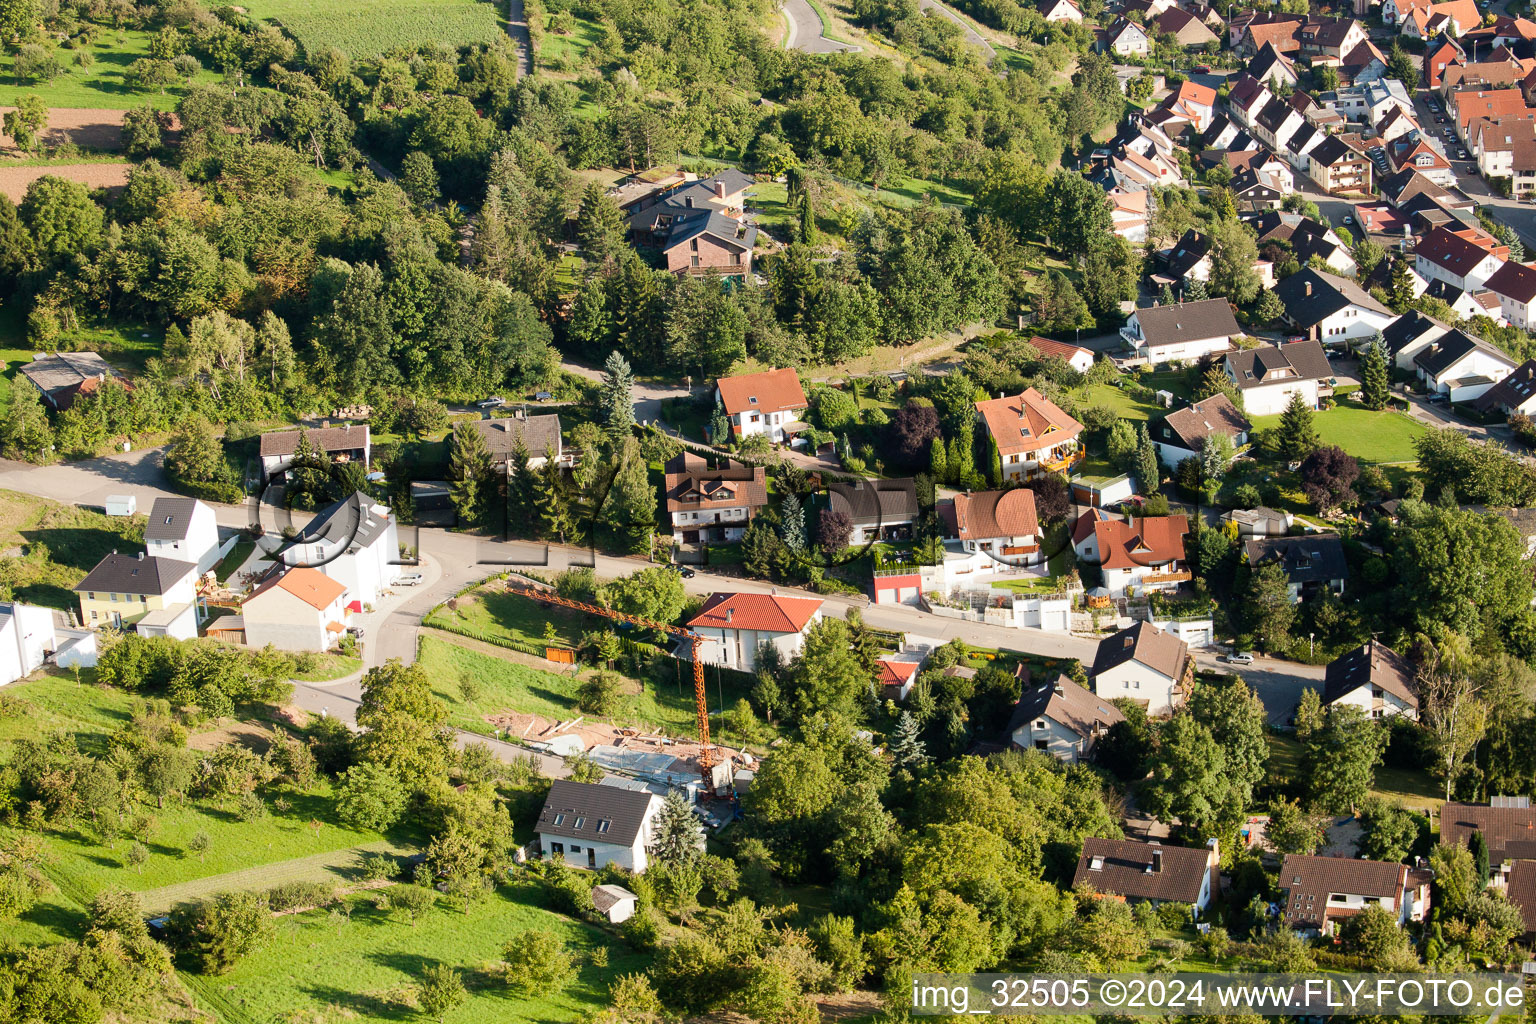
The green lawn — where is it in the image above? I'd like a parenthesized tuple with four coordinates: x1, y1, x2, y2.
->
(9, 28, 224, 110)
(214, 538, 256, 584)
(0, 307, 164, 415)
(182, 882, 646, 1024)
(0, 488, 148, 609)
(239, 0, 503, 57)
(426, 587, 590, 651)
(0, 671, 136, 762)
(416, 635, 777, 743)
(1251, 404, 1429, 464)
(537, 15, 604, 67)
(1266, 733, 1443, 813)
(1079, 382, 1165, 421)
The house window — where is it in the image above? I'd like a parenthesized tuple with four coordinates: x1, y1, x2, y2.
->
(570, 845, 581, 853)
(691, 256, 700, 268)
(1033, 720, 1047, 730)
(574, 817, 585, 830)
(1328, 893, 1348, 903)
(731, 253, 742, 266)
(553, 814, 565, 826)
(597, 819, 611, 833)
(87, 592, 95, 601)
(1035, 739, 1048, 750)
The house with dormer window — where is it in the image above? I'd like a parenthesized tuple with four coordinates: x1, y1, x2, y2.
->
(663, 451, 768, 544)
(1120, 298, 1241, 362)
(535, 780, 668, 872)
(974, 388, 1085, 481)
(1224, 339, 1334, 415)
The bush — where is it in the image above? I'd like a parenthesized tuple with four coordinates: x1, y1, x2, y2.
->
(265, 881, 335, 912)
(621, 906, 663, 950)
(502, 931, 575, 994)
(810, 387, 858, 431)
(360, 853, 398, 882)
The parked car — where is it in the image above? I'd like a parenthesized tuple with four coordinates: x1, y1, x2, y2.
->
(675, 566, 696, 579)
(478, 396, 505, 408)
(1458, 149, 1469, 160)
(396, 573, 425, 586)
(534, 391, 554, 401)
(1342, 214, 1354, 224)
(1193, 64, 1212, 73)
(1224, 652, 1255, 665)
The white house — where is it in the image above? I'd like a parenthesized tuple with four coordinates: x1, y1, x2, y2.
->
(284, 492, 400, 608)
(535, 780, 668, 873)
(715, 367, 808, 444)
(663, 452, 768, 544)
(145, 497, 223, 576)
(1009, 673, 1125, 761)
(1120, 298, 1241, 364)
(1474, 359, 1536, 417)
(1383, 309, 1452, 371)
(258, 424, 370, 482)
(975, 389, 1085, 481)
(1090, 620, 1192, 716)
(241, 567, 350, 652)
(1414, 225, 1509, 292)
(1040, 0, 1083, 20)
(1153, 394, 1251, 469)
(1074, 837, 1220, 912)
(687, 592, 823, 673)
(1104, 17, 1151, 55)
(1323, 640, 1419, 721)
(1224, 339, 1334, 416)
(948, 488, 1042, 567)
(1414, 329, 1517, 402)
(1484, 261, 1536, 329)
(1026, 336, 1095, 373)
(1280, 854, 1431, 934)
(1073, 511, 1191, 599)
(0, 603, 57, 686)
(1273, 267, 1397, 345)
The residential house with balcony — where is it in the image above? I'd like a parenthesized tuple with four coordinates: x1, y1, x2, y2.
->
(687, 592, 823, 673)
(1273, 267, 1396, 345)
(974, 389, 1085, 481)
(947, 487, 1043, 567)
(1385, 133, 1455, 186)
(1244, 534, 1349, 601)
(1073, 510, 1190, 599)
(1306, 135, 1373, 193)
(1224, 339, 1335, 415)
(1009, 674, 1126, 761)
(1153, 394, 1251, 469)
(715, 367, 808, 444)
(259, 424, 370, 482)
(663, 451, 768, 544)
(622, 172, 758, 278)
(1280, 855, 1432, 935)
(1323, 640, 1419, 721)
(826, 478, 919, 544)
(1090, 620, 1193, 715)
(1120, 297, 1241, 363)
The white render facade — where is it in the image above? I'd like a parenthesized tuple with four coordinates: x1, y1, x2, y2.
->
(146, 500, 222, 575)
(537, 797, 662, 873)
(691, 615, 821, 673)
(1093, 661, 1182, 716)
(0, 603, 57, 686)
(1415, 249, 1505, 292)
(1313, 304, 1398, 345)
(1326, 681, 1419, 722)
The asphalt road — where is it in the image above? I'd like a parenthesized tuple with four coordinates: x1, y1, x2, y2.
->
(917, 0, 996, 59)
(781, 0, 858, 54)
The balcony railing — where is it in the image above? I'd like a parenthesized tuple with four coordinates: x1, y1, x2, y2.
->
(1041, 450, 1086, 474)
(1142, 570, 1193, 585)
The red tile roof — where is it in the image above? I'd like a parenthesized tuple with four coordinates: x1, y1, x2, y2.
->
(715, 368, 807, 417)
(688, 592, 823, 634)
(952, 488, 1040, 541)
(1414, 224, 1510, 272)
(1094, 515, 1190, 570)
(877, 659, 921, 688)
(248, 567, 347, 611)
(1027, 336, 1093, 364)
(975, 388, 1084, 457)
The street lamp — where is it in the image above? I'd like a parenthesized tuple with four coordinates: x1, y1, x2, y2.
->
(1309, 632, 1315, 659)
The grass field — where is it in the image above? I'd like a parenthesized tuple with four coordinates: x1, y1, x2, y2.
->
(1080, 382, 1165, 421)
(239, 0, 503, 57)
(0, 488, 148, 608)
(4, 29, 223, 110)
(427, 587, 590, 651)
(182, 881, 644, 1024)
(1267, 733, 1443, 813)
(416, 635, 773, 742)
(1251, 404, 1429, 464)
(135, 838, 413, 914)
(0, 670, 135, 761)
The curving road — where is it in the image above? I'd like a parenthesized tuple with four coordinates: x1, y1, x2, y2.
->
(918, 0, 996, 60)
(782, 0, 860, 53)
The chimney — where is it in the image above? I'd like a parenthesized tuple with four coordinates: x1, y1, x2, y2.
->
(715, 179, 726, 199)
(137, 552, 144, 560)
(1152, 848, 1163, 873)
(1304, 280, 1313, 297)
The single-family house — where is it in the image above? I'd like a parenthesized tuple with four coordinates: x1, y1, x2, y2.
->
(1091, 620, 1193, 715)
(1452, 87, 1536, 143)
(1120, 298, 1241, 364)
(466, 412, 565, 472)
(1306, 135, 1373, 193)
(1440, 802, 1536, 887)
(1424, 34, 1465, 88)
(1008, 674, 1125, 761)
(1280, 855, 1431, 934)
(827, 478, 919, 544)
(715, 368, 808, 444)
(259, 424, 370, 481)
(974, 388, 1085, 481)
(664, 452, 768, 545)
(1272, 267, 1397, 345)
(535, 780, 667, 872)
(1074, 838, 1221, 911)
(144, 497, 222, 576)
(1158, 229, 1214, 286)
(284, 492, 401, 607)
(1227, 75, 1273, 127)
(74, 553, 199, 634)
(0, 603, 58, 686)
(1323, 640, 1419, 721)
(1384, 134, 1455, 186)
(1504, 861, 1536, 939)
(1040, 0, 1082, 19)
(1250, 41, 1300, 88)
(1244, 534, 1349, 601)
(1027, 336, 1095, 373)
(1383, 309, 1453, 370)
(1103, 17, 1151, 55)
(1109, 188, 1152, 243)
(688, 592, 823, 673)
(949, 487, 1042, 567)
(623, 172, 757, 277)
(240, 567, 350, 652)
(1224, 340, 1335, 416)
(1414, 328, 1518, 402)
(1156, 6, 1219, 46)
(1153, 394, 1251, 469)
(1246, 212, 1357, 275)
(1254, 96, 1306, 153)
(17, 351, 128, 411)
(1486, 261, 1536, 329)
(1474, 359, 1536, 417)
(1073, 511, 1190, 598)
(1422, 278, 1504, 323)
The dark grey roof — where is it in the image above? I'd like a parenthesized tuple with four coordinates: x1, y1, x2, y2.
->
(664, 209, 756, 253)
(827, 478, 919, 528)
(1092, 620, 1190, 680)
(1273, 268, 1391, 329)
(144, 497, 204, 543)
(1383, 310, 1449, 356)
(1413, 328, 1500, 377)
(259, 424, 369, 458)
(1008, 674, 1125, 740)
(1250, 40, 1298, 81)
(1226, 339, 1332, 389)
(74, 553, 197, 596)
(536, 779, 656, 849)
(1158, 394, 1252, 451)
(1244, 534, 1349, 584)
(1256, 96, 1297, 134)
(294, 492, 394, 552)
(1475, 359, 1536, 412)
(1308, 134, 1362, 168)
(1323, 640, 1417, 708)
(1133, 298, 1240, 345)
(1164, 229, 1212, 280)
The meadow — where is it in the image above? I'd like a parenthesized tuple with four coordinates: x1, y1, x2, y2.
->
(3, 27, 222, 109)
(1251, 403, 1429, 464)
(238, 0, 504, 57)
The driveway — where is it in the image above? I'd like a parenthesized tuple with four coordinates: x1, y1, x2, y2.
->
(781, 0, 859, 53)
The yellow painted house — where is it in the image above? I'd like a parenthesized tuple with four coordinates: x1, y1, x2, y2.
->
(73, 552, 199, 631)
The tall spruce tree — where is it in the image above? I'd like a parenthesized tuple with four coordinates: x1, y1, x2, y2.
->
(603, 435, 656, 553)
(1359, 335, 1389, 410)
(1277, 392, 1321, 460)
(506, 436, 536, 537)
(599, 350, 635, 445)
(448, 420, 495, 526)
(889, 711, 928, 770)
(1134, 422, 1160, 494)
(534, 447, 575, 542)
(779, 492, 807, 553)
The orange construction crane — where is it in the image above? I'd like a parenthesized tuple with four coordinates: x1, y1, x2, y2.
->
(505, 583, 719, 786)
